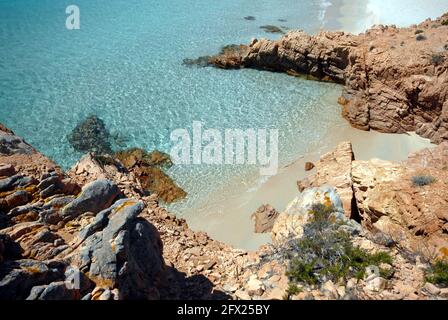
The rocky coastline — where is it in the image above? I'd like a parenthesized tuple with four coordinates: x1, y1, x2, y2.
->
(201, 13, 448, 144)
(1, 14, 448, 300)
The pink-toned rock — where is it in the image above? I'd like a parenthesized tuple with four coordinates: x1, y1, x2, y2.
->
(298, 142, 355, 218)
(251, 204, 279, 233)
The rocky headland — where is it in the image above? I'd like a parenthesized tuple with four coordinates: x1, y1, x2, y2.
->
(201, 13, 448, 144)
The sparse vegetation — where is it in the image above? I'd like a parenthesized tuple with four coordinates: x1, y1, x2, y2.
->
(426, 260, 448, 287)
(414, 29, 424, 34)
(284, 283, 303, 300)
(285, 204, 393, 287)
(442, 19, 448, 26)
(411, 175, 436, 187)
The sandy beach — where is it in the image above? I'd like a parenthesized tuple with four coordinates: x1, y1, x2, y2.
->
(185, 114, 435, 250)
(180, 0, 448, 250)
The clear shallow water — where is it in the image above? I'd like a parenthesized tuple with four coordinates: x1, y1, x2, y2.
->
(1, 0, 344, 235)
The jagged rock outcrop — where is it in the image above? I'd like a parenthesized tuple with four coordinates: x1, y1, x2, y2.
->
(67, 199, 165, 300)
(297, 142, 355, 218)
(206, 13, 448, 144)
(271, 186, 361, 244)
(352, 142, 448, 259)
(2, 123, 448, 300)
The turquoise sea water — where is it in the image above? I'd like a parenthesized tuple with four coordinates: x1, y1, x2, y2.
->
(0, 0, 345, 224)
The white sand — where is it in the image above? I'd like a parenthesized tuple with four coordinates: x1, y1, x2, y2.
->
(186, 119, 435, 251)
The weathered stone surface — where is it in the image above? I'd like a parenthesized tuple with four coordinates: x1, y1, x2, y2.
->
(0, 260, 65, 300)
(298, 142, 355, 217)
(352, 143, 448, 259)
(251, 204, 279, 233)
(71, 199, 165, 300)
(271, 186, 361, 244)
(61, 179, 120, 221)
(0, 130, 35, 156)
(0, 164, 16, 177)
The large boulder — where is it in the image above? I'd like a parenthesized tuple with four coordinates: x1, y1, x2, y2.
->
(297, 142, 355, 218)
(61, 179, 120, 221)
(271, 186, 361, 244)
(70, 199, 165, 300)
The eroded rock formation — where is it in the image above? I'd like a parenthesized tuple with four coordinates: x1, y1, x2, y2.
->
(205, 13, 448, 144)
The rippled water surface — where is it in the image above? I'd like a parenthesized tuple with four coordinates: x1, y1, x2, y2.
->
(1, 0, 346, 231)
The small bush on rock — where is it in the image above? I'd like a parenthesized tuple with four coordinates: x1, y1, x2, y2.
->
(426, 260, 448, 287)
(411, 175, 436, 187)
(285, 204, 393, 286)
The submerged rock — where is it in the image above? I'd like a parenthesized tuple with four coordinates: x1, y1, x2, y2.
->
(115, 148, 186, 203)
(67, 115, 113, 155)
(259, 25, 285, 34)
(184, 44, 249, 69)
(244, 16, 256, 21)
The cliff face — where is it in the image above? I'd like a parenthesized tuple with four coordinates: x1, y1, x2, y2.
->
(210, 13, 448, 144)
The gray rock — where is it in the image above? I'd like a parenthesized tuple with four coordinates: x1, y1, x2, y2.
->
(0, 131, 35, 155)
(37, 176, 61, 191)
(61, 179, 120, 221)
(39, 209, 63, 225)
(8, 201, 43, 218)
(42, 196, 75, 210)
(0, 259, 65, 300)
(26, 281, 78, 300)
(0, 175, 36, 193)
(0, 164, 16, 177)
(76, 199, 164, 299)
(29, 229, 59, 245)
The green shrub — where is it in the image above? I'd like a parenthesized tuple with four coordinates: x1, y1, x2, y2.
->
(284, 283, 303, 300)
(426, 260, 448, 287)
(442, 20, 448, 26)
(412, 175, 436, 187)
(285, 204, 393, 287)
(415, 29, 424, 34)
